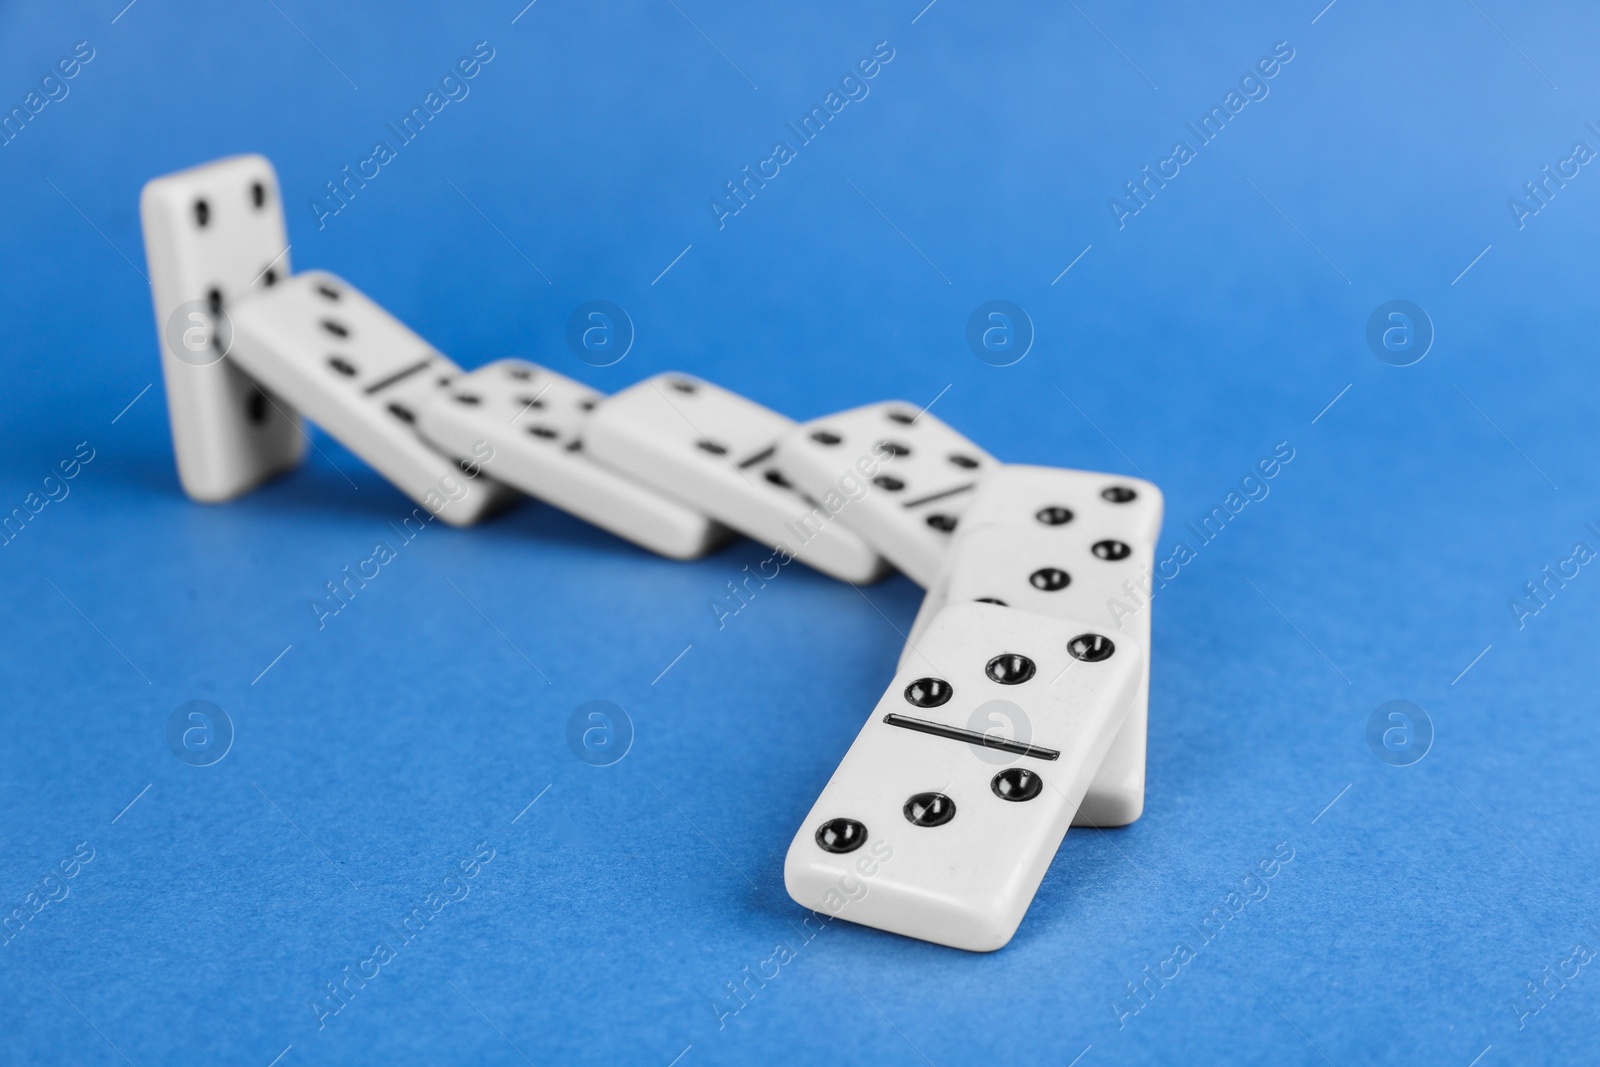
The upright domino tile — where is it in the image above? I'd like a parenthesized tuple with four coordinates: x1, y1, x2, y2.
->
(774, 403, 996, 587)
(784, 601, 1143, 951)
(416, 360, 732, 559)
(904, 466, 1164, 826)
(583, 374, 889, 582)
(228, 271, 513, 526)
(140, 155, 304, 501)
(904, 466, 1163, 650)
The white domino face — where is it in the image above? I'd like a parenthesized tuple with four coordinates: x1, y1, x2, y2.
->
(784, 601, 1143, 952)
(416, 360, 731, 559)
(583, 375, 889, 583)
(227, 271, 512, 527)
(964, 465, 1163, 547)
(140, 155, 304, 502)
(774, 403, 996, 587)
(904, 466, 1164, 827)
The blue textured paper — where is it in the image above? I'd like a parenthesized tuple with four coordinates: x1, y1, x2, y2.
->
(2, 2, 1597, 1064)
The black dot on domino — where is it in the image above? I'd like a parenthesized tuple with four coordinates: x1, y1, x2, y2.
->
(811, 430, 842, 445)
(948, 454, 980, 469)
(903, 793, 955, 827)
(765, 469, 792, 488)
(321, 319, 349, 339)
(517, 395, 545, 409)
(247, 387, 268, 424)
(926, 514, 957, 533)
(975, 597, 1007, 606)
(671, 379, 697, 394)
(873, 475, 904, 491)
(327, 356, 357, 377)
(877, 440, 911, 457)
(528, 425, 559, 440)
(815, 818, 866, 853)
(262, 268, 278, 286)
(903, 677, 952, 708)
(251, 181, 266, 209)
(1102, 485, 1137, 503)
(992, 768, 1042, 802)
(1036, 506, 1073, 526)
(507, 365, 533, 380)
(193, 199, 210, 227)
(986, 654, 1036, 685)
(887, 410, 916, 424)
(315, 283, 340, 302)
(1029, 567, 1071, 591)
(1067, 634, 1115, 662)
(387, 402, 414, 423)
(696, 439, 728, 456)
(1093, 540, 1132, 561)
(453, 393, 481, 406)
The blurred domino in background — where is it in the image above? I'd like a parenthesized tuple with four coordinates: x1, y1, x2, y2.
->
(141, 155, 304, 502)
(417, 359, 732, 558)
(584, 373, 889, 583)
(227, 270, 512, 526)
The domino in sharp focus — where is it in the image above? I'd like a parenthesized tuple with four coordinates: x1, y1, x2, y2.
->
(784, 601, 1143, 951)
(140, 155, 304, 502)
(773, 402, 996, 587)
(415, 360, 732, 559)
(227, 271, 513, 526)
(903, 465, 1164, 826)
(583, 374, 889, 582)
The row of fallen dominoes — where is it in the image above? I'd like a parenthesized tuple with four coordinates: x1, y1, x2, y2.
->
(142, 154, 1165, 952)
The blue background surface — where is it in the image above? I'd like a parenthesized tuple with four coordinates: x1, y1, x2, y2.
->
(2, 2, 1597, 1064)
